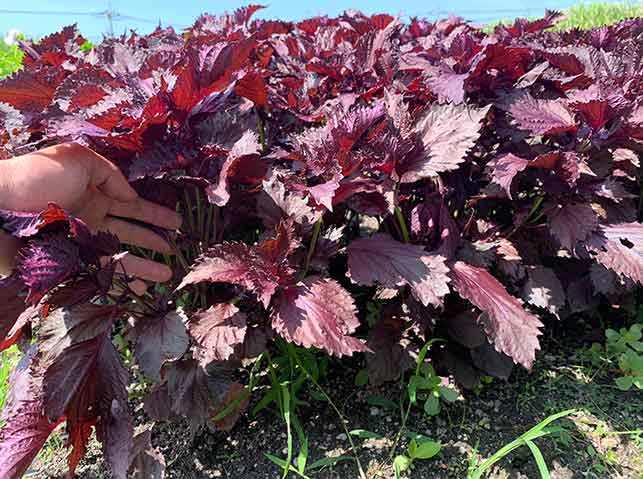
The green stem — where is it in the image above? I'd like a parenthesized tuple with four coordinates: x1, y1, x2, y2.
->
(265, 350, 284, 415)
(203, 204, 214, 248)
(195, 187, 204, 251)
(183, 189, 196, 235)
(300, 218, 322, 280)
(389, 339, 442, 460)
(257, 109, 267, 153)
(389, 396, 413, 461)
(288, 345, 367, 479)
(394, 207, 410, 243)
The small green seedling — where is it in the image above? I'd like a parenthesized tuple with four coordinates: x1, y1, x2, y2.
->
(589, 323, 643, 391)
(393, 438, 441, 478)
(407, 356, 459, 417)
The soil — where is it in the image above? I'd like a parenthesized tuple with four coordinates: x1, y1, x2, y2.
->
(29, 321, 643, 479)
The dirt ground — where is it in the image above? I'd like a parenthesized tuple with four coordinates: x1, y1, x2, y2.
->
(29, 319, 643, 479)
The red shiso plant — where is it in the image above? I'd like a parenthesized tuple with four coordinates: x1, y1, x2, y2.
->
(1, 5, 642, 477)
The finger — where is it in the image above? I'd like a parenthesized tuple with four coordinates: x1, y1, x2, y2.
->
(70, 144, 137, 202)
(102, 217, 172, 253)
(128, 279, 148, 296)
(109, 278, 148, 297)
(116, 254, 173, 283)
(108, 197, 182, 230)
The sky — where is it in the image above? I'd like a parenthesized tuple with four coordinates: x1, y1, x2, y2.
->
(0, 0, 624, 41)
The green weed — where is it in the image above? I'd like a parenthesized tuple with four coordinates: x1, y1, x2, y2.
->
(467, 409, 576, 479)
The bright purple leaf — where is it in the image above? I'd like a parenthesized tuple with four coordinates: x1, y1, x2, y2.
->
(271, 277, 368, 357)
(399, 103, 489, 182)
(506, 93, 576, 135)
(486, 153, 529, 199)
(588, 222, 643, 284)
(188, 303, 248, 364)
(18, 233, 80, 304)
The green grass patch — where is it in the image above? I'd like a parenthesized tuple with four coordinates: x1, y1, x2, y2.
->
(0, 41, 23, 79)
(0, 346, 20, 425)
(555, 2, 643, 30)
(486, 2, 642, 32)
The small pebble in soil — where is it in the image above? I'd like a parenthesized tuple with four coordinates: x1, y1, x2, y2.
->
(336, 433, 347, 441)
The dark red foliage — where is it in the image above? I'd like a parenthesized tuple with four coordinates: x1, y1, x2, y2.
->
(1, 6, 642, 477)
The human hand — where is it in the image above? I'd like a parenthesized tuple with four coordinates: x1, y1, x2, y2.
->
(0, 143, 181, 289)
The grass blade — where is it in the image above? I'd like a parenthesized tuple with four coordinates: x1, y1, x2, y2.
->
(265, 454, 313, 479)
(307, 455, 354, 470)
(525, 440, 550, 479)
(281, 384, 293, 479)
(292, 415, 309, 473)
(468, 410, 574, 479)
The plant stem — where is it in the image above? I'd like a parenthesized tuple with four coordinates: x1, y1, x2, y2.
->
(300, 218, 322, 280)
(389, 339, 443, 460)
(112, 278, 157, 313)
(203, 203, 214, 248)
(389, 396, 413, 461)
(289, 345, 367, 479)
(183, 189, 196, 235)
(394, 207, 410, 243)
(168, 235, 190, 273)
(195, 187, 205, 252)
(257, 109, 267, 153)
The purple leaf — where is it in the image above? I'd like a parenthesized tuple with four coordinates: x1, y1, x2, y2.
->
(178, 221, 298, 307)
(347, 233, 451, 307)
(445, 311, 487, 349)
(18, 233, 80, 304)
(486, 153, 529, 199)
(0, 349, 58, 479)
(206, 130, 262, 206)
(134, 310, 190, 381)
(399, 103, 489, 182)
(470, 342, 514, 379)
(450, 261, 543, 369)
(365, 311, 414, 385)
(271, 277, 368, 357)
(0, 275, 27, 351)
(521, 266, 565, 317)
(506, 93, 576, 135)
(549, 202, 598, 251)
(129, 430, 166, 479)
(163, 359, 233, 430)
(188, 303, 248, 364)
(588, 222, 643, 284)
(38, 304, 117, 421)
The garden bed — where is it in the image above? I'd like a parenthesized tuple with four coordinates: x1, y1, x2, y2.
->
(29, 319, 643, 479)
